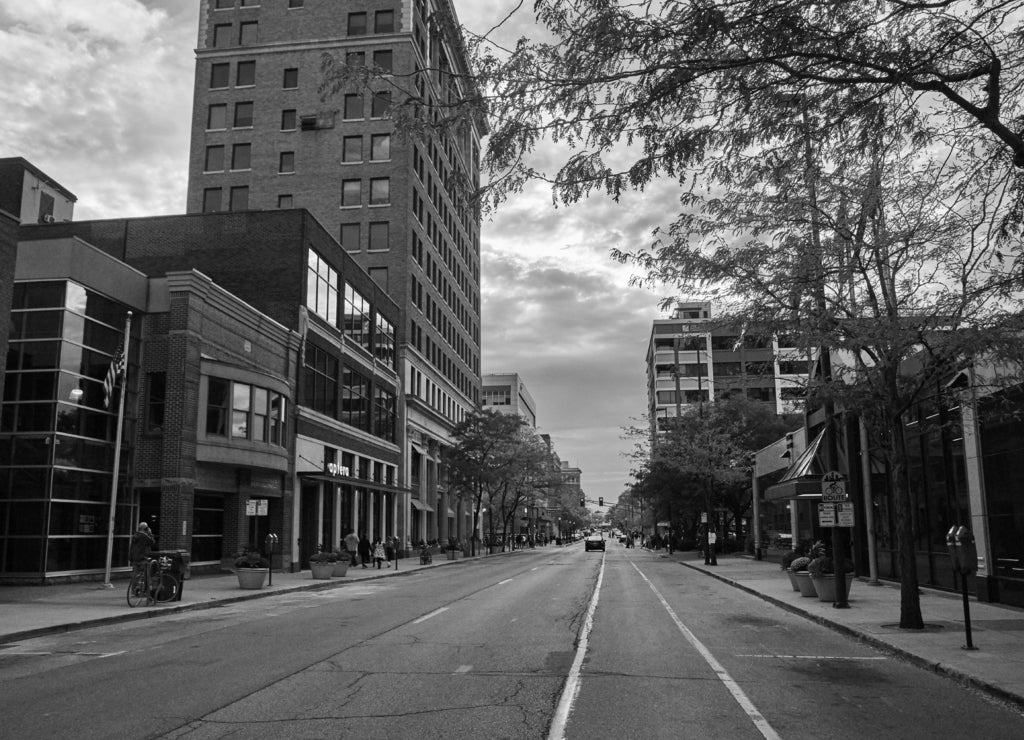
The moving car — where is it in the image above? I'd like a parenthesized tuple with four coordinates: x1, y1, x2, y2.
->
(584, 534, 605, 552)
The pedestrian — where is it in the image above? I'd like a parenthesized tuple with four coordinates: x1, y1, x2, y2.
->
(129, 522, 155, 571)
(385, 536, 395, 566)
(358, 533, 372, 568)
(344, 529, 359, 567)
(372, 538, 386, 569)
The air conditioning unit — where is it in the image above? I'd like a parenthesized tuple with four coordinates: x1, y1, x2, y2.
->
(41, 214, 55, 224)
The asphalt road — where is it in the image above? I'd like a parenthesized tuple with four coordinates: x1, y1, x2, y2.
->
(2, 544, 1023, 739)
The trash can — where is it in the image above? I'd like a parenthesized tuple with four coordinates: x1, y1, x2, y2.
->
(151, 550, 186, 601)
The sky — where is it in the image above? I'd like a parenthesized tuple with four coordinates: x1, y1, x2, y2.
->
(0, 0, 678, 507)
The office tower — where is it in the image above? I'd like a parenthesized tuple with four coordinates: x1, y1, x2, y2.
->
(185, 0, 485, 544)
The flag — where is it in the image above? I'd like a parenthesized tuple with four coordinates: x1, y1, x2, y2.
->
(103, 344, 126, 409)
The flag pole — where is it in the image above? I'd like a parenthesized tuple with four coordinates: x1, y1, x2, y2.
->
(101, 311, 132, 589)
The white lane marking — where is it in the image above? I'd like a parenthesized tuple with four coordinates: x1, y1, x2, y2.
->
(498, 578, 514, 585)
(531, 567, 539, 571)
(738, 654, 885, 661)
(632, 562, 781, 740)
(455, 665, 472, 673)
(548, 554, 605, 740)
(412, 606, 449, 624)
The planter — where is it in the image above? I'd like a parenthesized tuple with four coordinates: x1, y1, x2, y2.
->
(786, 568, 800, 591)
(446, 549, 461, 560)
(310, 561, 335, 580)
(332, 560, 350, 577)
(793, 570, 818, 597)
(810, 572, 855, 602)
(236, 568, 267, 590)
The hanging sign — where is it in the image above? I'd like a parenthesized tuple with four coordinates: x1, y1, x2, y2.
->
(821, 471, 847, 502)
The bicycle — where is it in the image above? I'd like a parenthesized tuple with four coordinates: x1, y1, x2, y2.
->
(127, 555, 179, 607)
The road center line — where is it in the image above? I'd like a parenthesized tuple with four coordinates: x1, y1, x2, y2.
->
(631, 562, 781, 740)
(497, 578, 514, 585)
(548, 553, 605, 740)
(412, 606, 449, 624)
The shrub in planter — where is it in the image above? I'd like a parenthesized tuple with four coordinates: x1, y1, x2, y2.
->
(780, 548, 803, 571)
(233, 547, 269, 589)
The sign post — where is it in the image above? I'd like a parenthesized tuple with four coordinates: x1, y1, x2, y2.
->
(821, 471, 850, 609)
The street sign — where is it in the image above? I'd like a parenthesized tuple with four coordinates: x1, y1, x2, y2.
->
(246, 499, 268, 516)
(836, 502, 855, 528)
(821, 471, 847, 502)
(817, 502, 836, 527)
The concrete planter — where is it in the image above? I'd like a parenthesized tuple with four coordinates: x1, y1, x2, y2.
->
(811, 572, 854, 602)
(793, 570, 818, 597)
(235, 568, 267, 590)
(786, 568, 800, 591)
(310, 561, 335, 580)
(332, 560, 350, 577)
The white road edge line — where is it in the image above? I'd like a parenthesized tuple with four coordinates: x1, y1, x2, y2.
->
(548, 553, 605, 740)
(631, 562, 782, 740)
(498, 578, 514, 585)
(412, 606, 449, 624)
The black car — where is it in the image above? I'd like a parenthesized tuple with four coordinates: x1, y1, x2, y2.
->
(584, 534, 605, 552)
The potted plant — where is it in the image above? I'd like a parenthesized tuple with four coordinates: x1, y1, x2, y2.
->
(445, 537, 462, 560)
(309, 548, 337, 580)
(789, 555, 817, 597)
(331, 549, 349, 577)
(780, 547, 804, 591)
(808, 548, 855, 602)
(233, 547, 269, 589)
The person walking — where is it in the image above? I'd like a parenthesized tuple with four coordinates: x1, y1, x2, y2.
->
(344, 529, 359, 567)
(384, 536, 395, 566)
(372, 538, 386, 569)
(358, 533, 372, 568)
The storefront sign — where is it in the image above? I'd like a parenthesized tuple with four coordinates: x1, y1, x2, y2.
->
(324, 462, 351, 478)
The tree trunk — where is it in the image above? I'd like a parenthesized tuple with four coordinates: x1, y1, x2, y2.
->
(890, 415, 924, 629)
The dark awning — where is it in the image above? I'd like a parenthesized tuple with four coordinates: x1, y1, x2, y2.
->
(764, 428, 826, 502)
(409, 497, 435, 512)
(298, 472, 410, 497)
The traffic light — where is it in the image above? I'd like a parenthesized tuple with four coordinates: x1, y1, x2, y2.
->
(599, 497, 604, 506)
(580, 496, 585, 507)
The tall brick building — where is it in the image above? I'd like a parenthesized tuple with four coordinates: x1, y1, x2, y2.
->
(185, 0, 486, 545)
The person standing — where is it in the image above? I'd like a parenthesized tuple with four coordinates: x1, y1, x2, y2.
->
(129, 522, 155, 576)
(372, 537, 386, 569)
(344, 529, 359, 567)
(358, 533, 372, 568)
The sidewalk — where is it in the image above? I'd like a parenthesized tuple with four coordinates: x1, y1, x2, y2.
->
(662, 549, 1024, 711)
(2, 547, 1023, 712)
(0, 551, 475, 644)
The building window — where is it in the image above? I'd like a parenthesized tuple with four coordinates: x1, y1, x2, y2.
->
(281, 109, 297, 130)
(346, 51, 365, 67)
(344, 283, 372, 352)
(231, 143, 251, 170)
(341, 366, 370, 431)
(302, 342, 339, 418)
(207, 103, 227, 130)
(206, 377, 230, 436)
(239, 20, 258, 45)
(368, 221, 389, 250)
(213, 24, 232, 48)
(373, 50, 393, 73)
(231, 382, 252, 438)
(373, 386, 396, 442)
(375, 10, 395, 33)
(288, 0, 304, 7)
(341, 179, 361, 207)
(229, 186, 249, 211)
(145, 372, 165, 434)
(236, 60, 256, 86)
(375, 313, 395, 369)
(215, 0, 233, 8)
(370, 133, 391, 161)
(269, 392, 286, 444)
(343, 94, 363, 120)
(341, 135, 363, 163)
(282, 67, 298, 89)
(210, 63, 229, 89)
(340, 223, 360, 251)
(233, 101, 254, 127)
(204, 145, 225, 172)
(369, 266, 388, 291)
(348, 12, 367, 36)
(369, 178, 390, 205)
(240, 0, 258, 6)
(306, 248, 338, 325)
(279, 151, 295, 173)
(203, 188, 222, 213)
(371, 90, 391, 117)
(278, 194, 293, 208)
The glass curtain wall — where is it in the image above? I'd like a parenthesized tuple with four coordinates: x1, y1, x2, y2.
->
(0, 280, 135, 577)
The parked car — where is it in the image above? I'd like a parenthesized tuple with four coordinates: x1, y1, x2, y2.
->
(584, 534, 605, 552)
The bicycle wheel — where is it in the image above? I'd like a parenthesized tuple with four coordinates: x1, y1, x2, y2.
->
(153, 572, 179, 603)
(127, 571, 148, 607)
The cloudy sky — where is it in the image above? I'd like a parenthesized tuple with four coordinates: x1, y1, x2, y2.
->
(0, 0, 677, 507)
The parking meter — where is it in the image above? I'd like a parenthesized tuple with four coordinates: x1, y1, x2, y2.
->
(264, 533, 279, 585)
(955, 526, 978, 577)
(946, 526, 960, 573)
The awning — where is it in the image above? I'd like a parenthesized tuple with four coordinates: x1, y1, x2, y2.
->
(409, 497, 435, 512)
(446, 508, 456, 517)
(764, 428, 826, 503)
(298, 472, 410, 497)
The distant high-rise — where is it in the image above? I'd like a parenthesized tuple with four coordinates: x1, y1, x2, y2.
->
(185, 0, 486, 543)
(481, 372, 537, 428)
